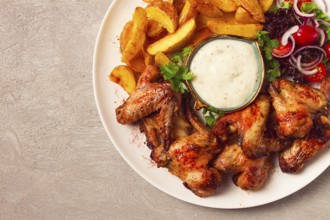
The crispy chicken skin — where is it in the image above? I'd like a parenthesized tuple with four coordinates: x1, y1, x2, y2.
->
(268, 79, 327, 138)
(321, 72, 330, 100)
(279, 115, 330, 173)
(212, 95, 290, 159)
(167, 98, 222, 197)
(214, 144, 273, 190)
(116, 65, 181, 167)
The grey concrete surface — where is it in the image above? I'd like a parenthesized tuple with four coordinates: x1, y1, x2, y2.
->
(1, 0, 330, 219)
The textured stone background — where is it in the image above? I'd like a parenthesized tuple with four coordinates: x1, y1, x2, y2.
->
(1, 0, 330, 219)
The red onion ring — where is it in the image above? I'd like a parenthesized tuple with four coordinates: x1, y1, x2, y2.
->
(272, 36, 296, 58)
(281, 25, 299, 46)
(317, 27, 327, 47)
(313, 19, 330, 28)
(291, 54, 324, 69)
(296, 55, 318, 75)
(293, 0, 315, 18)
(293, 45, 327, 57)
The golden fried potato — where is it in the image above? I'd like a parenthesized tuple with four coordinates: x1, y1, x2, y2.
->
(237, 0, 265, 23)
(186, 27, 213, 48)
(196, 12, 237, 30)
(188, 0, 223, 18)
(259, 0, 274, 12)
(235, 6, 258, 24)
(146, 2, 178, 33)
(128, 56, 146, 73)
(147, 18, 196, 55)
(122, 7, 148, 63)
(155, 52, 171, 66)
(207, 21, 263, 38)
(173, 0, 187, 13)
(147, 20, 167, 38)
(109, 65, 137, 94)
(209, 0, 239, 12)
(179, 0, 198, 25)
(120, 21, 133, 52)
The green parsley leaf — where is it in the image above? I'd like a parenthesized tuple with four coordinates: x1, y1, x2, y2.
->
(159, 47, 194, 93)
(256, 31, 282, 82)
(202, 107, 224, 126)
(280, 1, 291, 9)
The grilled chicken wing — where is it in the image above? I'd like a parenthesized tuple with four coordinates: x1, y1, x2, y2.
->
(321, 72, 330, 100)
(279, 114, 330, 173)
(268, 79, 327, 138)
(168, 98, 222, 197)
(212, 95, 290, 159)
(214, 144, 273, 190)
(116, 65, 181, 167)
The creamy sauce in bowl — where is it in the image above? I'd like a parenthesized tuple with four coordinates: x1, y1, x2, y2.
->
(187, 36, 264, 111)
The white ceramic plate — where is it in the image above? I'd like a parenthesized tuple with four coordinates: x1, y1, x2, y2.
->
(93, 0, 330, 208)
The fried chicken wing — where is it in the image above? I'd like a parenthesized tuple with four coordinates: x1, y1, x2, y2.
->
(116, 65, 181, 167)
(321, 72, 330, 100)
(214, 144, 273, 190)
(212, 95, 290, 158)
(279, 114, 330, 173)
(167, 98, 222, 197)
(268, 79, 327, 138)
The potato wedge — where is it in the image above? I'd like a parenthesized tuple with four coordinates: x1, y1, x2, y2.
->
(209, 0, 239, 12)
(207, 21, 263, 38)
(196, 12, 237, 30)
(173, 0, 186, 13)
(122, 7, 148, 63)
(155, 52, 171, 66)
(128, 56, 146, 73)
(146, 2, 178, 33)
(147, 20, 167, 38)
(188, 0, 223, 18)
(235, 6, 258, 24)
(179, 1, 198, 25)
(186, 27, 213, 48)
(147, 18, 196, 55)
(109, 65, 137, 94)
(237, 0, 265, 23)
(259, 0, 274, 12)
(120, 21, 133, 52)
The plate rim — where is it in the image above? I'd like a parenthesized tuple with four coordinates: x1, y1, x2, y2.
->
(92, 0, 330, 209)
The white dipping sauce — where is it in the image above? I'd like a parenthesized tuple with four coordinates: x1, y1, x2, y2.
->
(190, 38, 259, 109)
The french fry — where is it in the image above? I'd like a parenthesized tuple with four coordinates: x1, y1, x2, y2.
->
(259, 0, 274, 12)
(155, 52, 171, 66)
(237, 0, 265, 23)
(147, 18, 196, 55)
(209, 0, 239, 12)
(186, 27, 213, 48)
(235, 7, 259, 24)
(146, 2, 178, 33)
(207, 21, 263, 39)
(122, 7, 148, 63)
(179, 1, 198, 25)
(109, 65, 137, 94)
(120, 21, 133, 52)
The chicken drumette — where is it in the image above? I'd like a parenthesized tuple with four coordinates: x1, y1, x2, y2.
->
(167, 98, 222, 197)
(212, 95, 291, 159)
(279, 114, 330, 173)
(268, 79, 328, 138)
(214, 144, 273, 190)
(116, 65, 181, 167)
